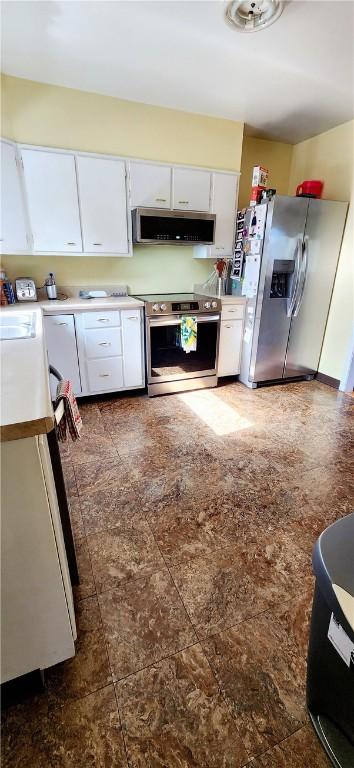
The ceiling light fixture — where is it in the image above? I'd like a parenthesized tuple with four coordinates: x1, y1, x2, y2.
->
(226, 0, 284, 32)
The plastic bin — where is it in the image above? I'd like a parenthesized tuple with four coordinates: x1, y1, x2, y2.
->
(307, 512, 354, 767)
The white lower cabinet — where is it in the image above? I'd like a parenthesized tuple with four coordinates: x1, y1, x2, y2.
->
(44, 315, 82, 398)
(62, 307, 145, 396)
(122, 309, 144, 388)
(218, 319, 243, 377)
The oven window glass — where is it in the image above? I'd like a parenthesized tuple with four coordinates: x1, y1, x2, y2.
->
(150, 320, 218, 378)
(140, 215, 214, 243)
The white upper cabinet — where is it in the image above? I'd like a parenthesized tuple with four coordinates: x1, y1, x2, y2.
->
(21, 149, 82, 253)
(76, 156, 129, 255)
(210, 173, 238, 258)
(172, 168, 211, 211)
(129, 162, 171, 209)
(1, 140, 28, 253)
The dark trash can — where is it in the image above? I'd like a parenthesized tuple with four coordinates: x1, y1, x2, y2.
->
(307, 512, 354, 767)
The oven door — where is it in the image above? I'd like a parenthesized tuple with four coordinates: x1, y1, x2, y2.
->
(146, 314, 220, 383)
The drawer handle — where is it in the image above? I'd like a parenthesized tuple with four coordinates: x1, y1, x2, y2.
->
(93, 243, 102, 246)
(225, 325, 232, 329)
(67, 242, 76, 246)
(216, 247, 225, 250)
(227, 310, 237, 313)
(98, 318, 109, 322)
(98, 341, 111, 346)
(155, 198, 166, 202)
(99, 373, 110, 377)
(127, 316, 138, 320)
(56, 322, 68, 326)
(178, 200, 189, 204)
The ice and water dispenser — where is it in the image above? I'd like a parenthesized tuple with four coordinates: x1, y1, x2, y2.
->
(270, 258, 294, 299)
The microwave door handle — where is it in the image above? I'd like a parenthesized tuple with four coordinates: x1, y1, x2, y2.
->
(293, 236, 309, 317)
(286, 237, 302, 317)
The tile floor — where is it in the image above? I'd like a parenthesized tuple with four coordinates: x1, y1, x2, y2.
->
(2, 380, 353, 767)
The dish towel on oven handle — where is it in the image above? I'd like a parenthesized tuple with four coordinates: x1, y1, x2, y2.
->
(181, 315, 197, 353)
(55, 379, 83, 442)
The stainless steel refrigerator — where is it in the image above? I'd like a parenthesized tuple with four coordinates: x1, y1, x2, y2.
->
(239, 195, 348, 388)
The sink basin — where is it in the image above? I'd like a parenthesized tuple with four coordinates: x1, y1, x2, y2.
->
(0, 311, 37, 340)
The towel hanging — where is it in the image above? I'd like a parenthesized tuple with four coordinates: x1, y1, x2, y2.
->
(180, 316, 197, 354)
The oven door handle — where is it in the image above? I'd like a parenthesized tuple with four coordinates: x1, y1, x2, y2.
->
(148, 314, 220, 327)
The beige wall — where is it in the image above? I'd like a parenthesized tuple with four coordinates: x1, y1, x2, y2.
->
(239, 136, 292, 208)
(1, 74, 244, 292)
(288, 120, 354, 382)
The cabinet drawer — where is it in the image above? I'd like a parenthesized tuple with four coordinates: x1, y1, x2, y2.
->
(221, 305, 245, 321)
(86, 357, 123, 392)
(82, 311, 120, 329)
(84, 327, 122, 359)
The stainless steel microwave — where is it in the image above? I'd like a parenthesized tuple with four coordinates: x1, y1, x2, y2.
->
(132, 208, 216, 245)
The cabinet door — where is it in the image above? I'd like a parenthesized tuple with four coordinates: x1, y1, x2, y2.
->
(77, 156, 128, 254)
(172, 168, 211, 211)
(210, 173, 238, 258)
(218, 319, 243, 377)
(0, 140, 28, 253)
(129, 162, 171, 208)
(21, 149, 82, 252)
(122, 309, 144, 388)
(44, 315, 81, 397)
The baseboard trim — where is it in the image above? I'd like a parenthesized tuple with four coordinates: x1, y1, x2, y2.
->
(316, 372, 340, 390)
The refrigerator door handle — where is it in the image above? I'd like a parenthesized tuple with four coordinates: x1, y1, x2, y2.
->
(293, 236, 309, 317)
(287, 236, 302, 317)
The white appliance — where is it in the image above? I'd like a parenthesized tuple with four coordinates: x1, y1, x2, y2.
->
(1, 433, 77, 683)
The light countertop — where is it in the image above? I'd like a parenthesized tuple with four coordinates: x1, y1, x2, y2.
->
(0, 295, 144, 440)
(0, 307, 54, 441)
(3, 296, 144, 315)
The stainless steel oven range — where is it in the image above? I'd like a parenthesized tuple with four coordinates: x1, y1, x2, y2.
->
(135, 294, 221, 396)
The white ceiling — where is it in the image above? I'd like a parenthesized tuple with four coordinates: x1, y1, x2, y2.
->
(1, 0, 354, 143)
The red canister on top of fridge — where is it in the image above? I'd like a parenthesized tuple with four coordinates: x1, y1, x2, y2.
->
(296, 180, 323, 198)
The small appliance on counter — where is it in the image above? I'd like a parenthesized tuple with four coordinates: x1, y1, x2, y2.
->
(15, 277, 37, 302)
(45, 272, 57, 300)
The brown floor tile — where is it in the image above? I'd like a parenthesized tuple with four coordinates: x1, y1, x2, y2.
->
(248, 723, 331, 767)
(45, 596, 112, 704)
(99, 569, 196, 680)
(203, 604, 308, 759)
(70, 437, 118, 467)
(80, 483, 143, 535)
(87, 518, 165, 593)
(68, 494, 85, 541)
(171, 530, 312, 639)
(1, 684, 127, 768)
(73, 536, 96, 601)
(4, 381, 351, 767)
(116, 644, 248, 767)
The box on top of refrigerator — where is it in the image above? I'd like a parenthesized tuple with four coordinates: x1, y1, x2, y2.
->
(252, 166, 269, 188)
